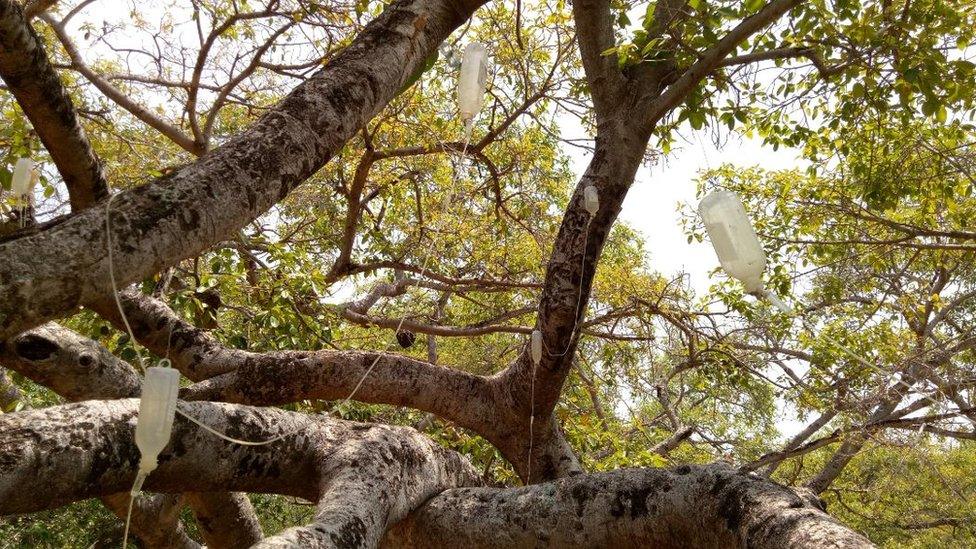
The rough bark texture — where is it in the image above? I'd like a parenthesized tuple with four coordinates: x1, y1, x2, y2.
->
(184, 492, 265, 548)
(385, 466, 874, 548)
(0, 322, 141, 400)
(0, 0, 485, 340)
(0, 323, 262, 548)
(0, 0, 108, 210)
(99, 492, 201, 549)
(0, 401, 872, 548)
(184, 350, 497, 430)
(0, 401, 481, 546)
(0, 401, 323, 510)
(490, 0, 804, 483)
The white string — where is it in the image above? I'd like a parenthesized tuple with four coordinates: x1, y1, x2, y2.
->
(527, 347, 535, 480)
(120, 471, 147, 548)
(106, 191, 152, 548)
(108, 189, 303, 548)
(105, 192, 144, 371)
(174, 406, 301, 445)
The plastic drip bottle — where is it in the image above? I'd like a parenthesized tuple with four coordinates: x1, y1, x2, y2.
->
(457, 42, 488, 140)
(122, 366, 180, 547)
(11, 158, 37, 226)
(583, 185, 599, 217)
(132, 366, 180, 493)
(698, 190, 767, 295)
(11, 157, 35, 202)
(531, 329, 543, 365)
(697, 190, 902, 401)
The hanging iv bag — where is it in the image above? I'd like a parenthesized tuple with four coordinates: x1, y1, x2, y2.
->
(457, 42, 488, 133)
(134, 366, 180, 480)
(531, 329, 543, 365)
(698, 189, 767, 293)
(11, 158, 35, 198)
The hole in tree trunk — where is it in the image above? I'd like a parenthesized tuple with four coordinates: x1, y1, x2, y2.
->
(14, 334, 59, 361)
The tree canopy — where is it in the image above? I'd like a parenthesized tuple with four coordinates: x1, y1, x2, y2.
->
(0, 0, 974, 546)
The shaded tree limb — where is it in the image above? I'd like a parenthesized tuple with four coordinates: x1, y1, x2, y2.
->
(0, 400, 481, 547)
(1, 401, 871, 548)
(384, 465, 873, 548)
(0, 323, 263, 547)
(0, 0, 487, 340)
(0, 0, 108, 210)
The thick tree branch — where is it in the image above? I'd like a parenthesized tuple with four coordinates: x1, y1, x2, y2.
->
(495, 130, 649, 482)
(650, 425, 694, 457)
(184, 492, 264, 548)
(99, 492, 201, 549)
(0, 322, 263, 547)
(642, 0, 804, 125)
(0, 0, 108, 210)
(0, 322, 141, 400)
(183, 350, 497, 433)
(0, 400, 481, 547)
(385, 465, 873, 548)
(1, 402, 871, 548)
(0, 0, 487, 340)
(488, 0, 807, 484)
(571, 0, 626, 115)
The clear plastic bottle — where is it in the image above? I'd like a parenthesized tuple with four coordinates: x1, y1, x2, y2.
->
(531, 329, 543, 365)
(583, 185, 599, 216)
(698, 190, 767, 293)
(134, 366, 180, 485)
(11, 158, 35, 199)
(457, 42, 488, 138)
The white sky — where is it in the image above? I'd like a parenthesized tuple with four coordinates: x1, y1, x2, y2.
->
(561, 122, 803, 295)
(558, 118, 811, 438)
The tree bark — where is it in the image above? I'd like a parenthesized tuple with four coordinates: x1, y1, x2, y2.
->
(0, 400, 481, 547)
(0, 0, 108, 210)
(385, 465, 874, 548)
(184, 492, 264, 548)
(0, 0, 486, 340)
(1, 401, 872, 548)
